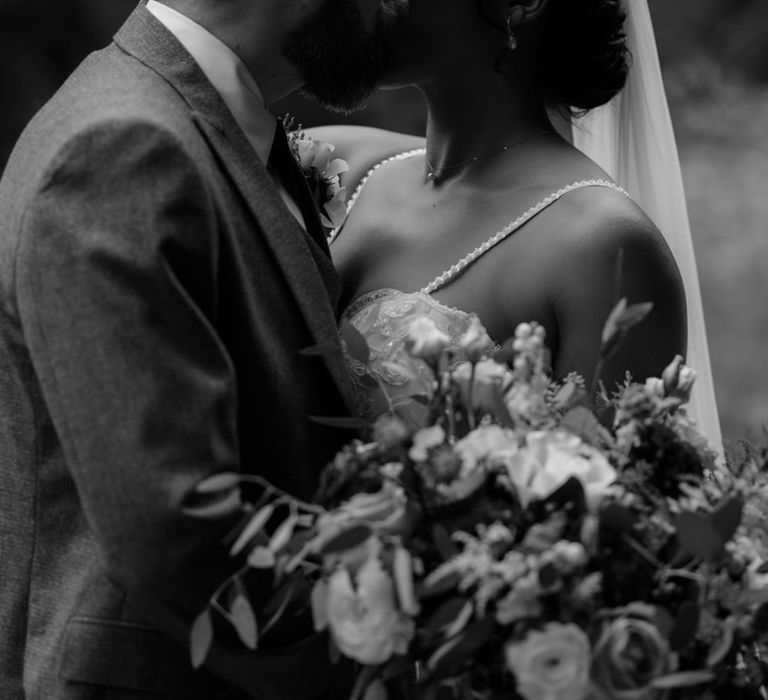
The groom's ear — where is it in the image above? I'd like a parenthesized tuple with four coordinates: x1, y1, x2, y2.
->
(506, 0, 550, 26)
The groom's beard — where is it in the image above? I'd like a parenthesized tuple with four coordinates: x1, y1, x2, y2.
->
(283, 0, 394, 113)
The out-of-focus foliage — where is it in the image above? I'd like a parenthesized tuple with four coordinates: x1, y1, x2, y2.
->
(1, 0, 766, 440)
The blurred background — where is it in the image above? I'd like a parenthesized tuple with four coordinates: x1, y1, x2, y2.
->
(1, 0, 766, 441)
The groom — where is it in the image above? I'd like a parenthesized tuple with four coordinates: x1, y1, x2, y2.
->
(0, 0, 390, 698)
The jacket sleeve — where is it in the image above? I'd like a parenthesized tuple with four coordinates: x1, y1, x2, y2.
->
(14, 119, 346, 699)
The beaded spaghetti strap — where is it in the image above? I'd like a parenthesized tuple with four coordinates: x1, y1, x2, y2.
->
(329, 148, 426, 243)
(422, 180, 630, 295)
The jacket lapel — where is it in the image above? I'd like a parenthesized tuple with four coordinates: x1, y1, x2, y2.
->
(112, 4, 354, 412)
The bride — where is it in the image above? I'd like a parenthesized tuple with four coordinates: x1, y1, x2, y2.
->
(310, 0, 722, 448)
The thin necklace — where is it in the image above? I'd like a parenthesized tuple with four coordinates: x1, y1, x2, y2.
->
(425, 130, 555, 184)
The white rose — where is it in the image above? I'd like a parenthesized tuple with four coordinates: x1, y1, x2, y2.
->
(454, 359, 513, 415)
(321, 184, 348, 229)
(459, 315, 493, 362)
(496, 573, 543, 625)
(324, 554, 415, 665)
(505, 431, 616, 511)
(455, 425, 518, 477)
(409, 425, 446, 462)
(405, 317, 450, 363)
(296, 138, 317, 171)
(505, 623, 592, 700)
(309, 140, 335, 174)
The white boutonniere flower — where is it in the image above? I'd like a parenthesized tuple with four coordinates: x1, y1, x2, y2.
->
(285, 117, 350, 233)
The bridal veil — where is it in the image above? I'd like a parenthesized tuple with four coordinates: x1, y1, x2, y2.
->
(572, 0, 723, 453)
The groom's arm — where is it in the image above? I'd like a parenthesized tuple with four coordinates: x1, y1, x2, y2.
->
(15, 119, 345, 699)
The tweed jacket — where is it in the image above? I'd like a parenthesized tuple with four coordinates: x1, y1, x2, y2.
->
(0, 4, 356, 699)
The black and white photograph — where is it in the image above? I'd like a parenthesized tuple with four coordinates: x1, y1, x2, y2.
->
(1, 0, 767, 698)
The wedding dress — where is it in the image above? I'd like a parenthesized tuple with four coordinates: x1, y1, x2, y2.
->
(337, 0, 723, 452)
(336, 156, 630, 428)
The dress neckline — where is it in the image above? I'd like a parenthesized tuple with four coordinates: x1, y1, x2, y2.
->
(343, 287, 472, 323)
(334, 149, 632, 305)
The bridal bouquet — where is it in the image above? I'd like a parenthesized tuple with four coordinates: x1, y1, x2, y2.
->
(191, 301, 768, 700)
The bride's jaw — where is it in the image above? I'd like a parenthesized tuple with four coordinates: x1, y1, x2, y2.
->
(379, 1, 556, 182)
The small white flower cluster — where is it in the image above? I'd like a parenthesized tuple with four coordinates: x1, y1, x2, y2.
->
(288, 127, 350, 230)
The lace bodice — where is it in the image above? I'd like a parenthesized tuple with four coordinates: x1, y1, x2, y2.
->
(335, 150, 630, 427)
(341, 289, 476, 428)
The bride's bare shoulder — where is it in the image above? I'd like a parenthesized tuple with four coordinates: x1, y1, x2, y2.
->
(549, 186, 677, 275)
(544, 184, 685, 326)
(305, 125, 424, 189)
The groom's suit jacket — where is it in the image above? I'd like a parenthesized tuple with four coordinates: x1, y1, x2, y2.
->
(0, 4, 356, 699)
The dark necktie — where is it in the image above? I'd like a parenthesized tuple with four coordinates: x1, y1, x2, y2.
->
(268, 120, 332, 258)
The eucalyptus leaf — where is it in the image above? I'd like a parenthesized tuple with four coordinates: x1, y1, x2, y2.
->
(418, 569, 462, 599)
(600, 298, 654, 358)
(231, 595, 258, 650)
(650, 670, 715, 689)
(676, 512, 724, 560)
(423, 597, 470, 640)
(393, 545, 420, 616)
(602, 298, 628, 345)
(182, 489, 242, 519)
(706, 620, 734, 667)
(247, 546, 276, 569)
(299, 342, 341, 358)
(261, 580, 299, 636)
(426, 616, 494, 676)
(312, 578, 329, 632)
(190, 610, 213, 669)
(309, 416, 372, 430)
(340, 318, 371, 365)
(318, 523, 373, 556)
(196, 472, 241, 494)
(269, 514, 298, 553)
(444, 601, 475, 640)
(230, 504, 276, 556)
(382, 361, 421, 383)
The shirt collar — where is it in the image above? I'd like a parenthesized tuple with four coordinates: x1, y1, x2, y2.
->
(146, 0, 276, 163)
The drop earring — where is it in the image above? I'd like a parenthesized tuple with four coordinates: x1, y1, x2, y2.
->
(506, 16, 518, 51)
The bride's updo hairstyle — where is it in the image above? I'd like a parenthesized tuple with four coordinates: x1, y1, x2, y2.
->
(537, 0, 630, 113)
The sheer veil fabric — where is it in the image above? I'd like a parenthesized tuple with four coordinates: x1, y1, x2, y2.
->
(573, 0, 723, 453)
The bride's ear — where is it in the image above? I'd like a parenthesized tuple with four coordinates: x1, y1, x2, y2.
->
(506, 0, 550, 26)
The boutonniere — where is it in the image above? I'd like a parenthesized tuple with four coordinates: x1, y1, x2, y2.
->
(284, 116, 349, 234)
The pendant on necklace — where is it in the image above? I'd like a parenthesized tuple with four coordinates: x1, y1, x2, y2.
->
(427, 170, 438, 183)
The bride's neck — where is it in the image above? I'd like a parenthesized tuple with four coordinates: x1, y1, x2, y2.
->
(420, 71, 553, 180)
